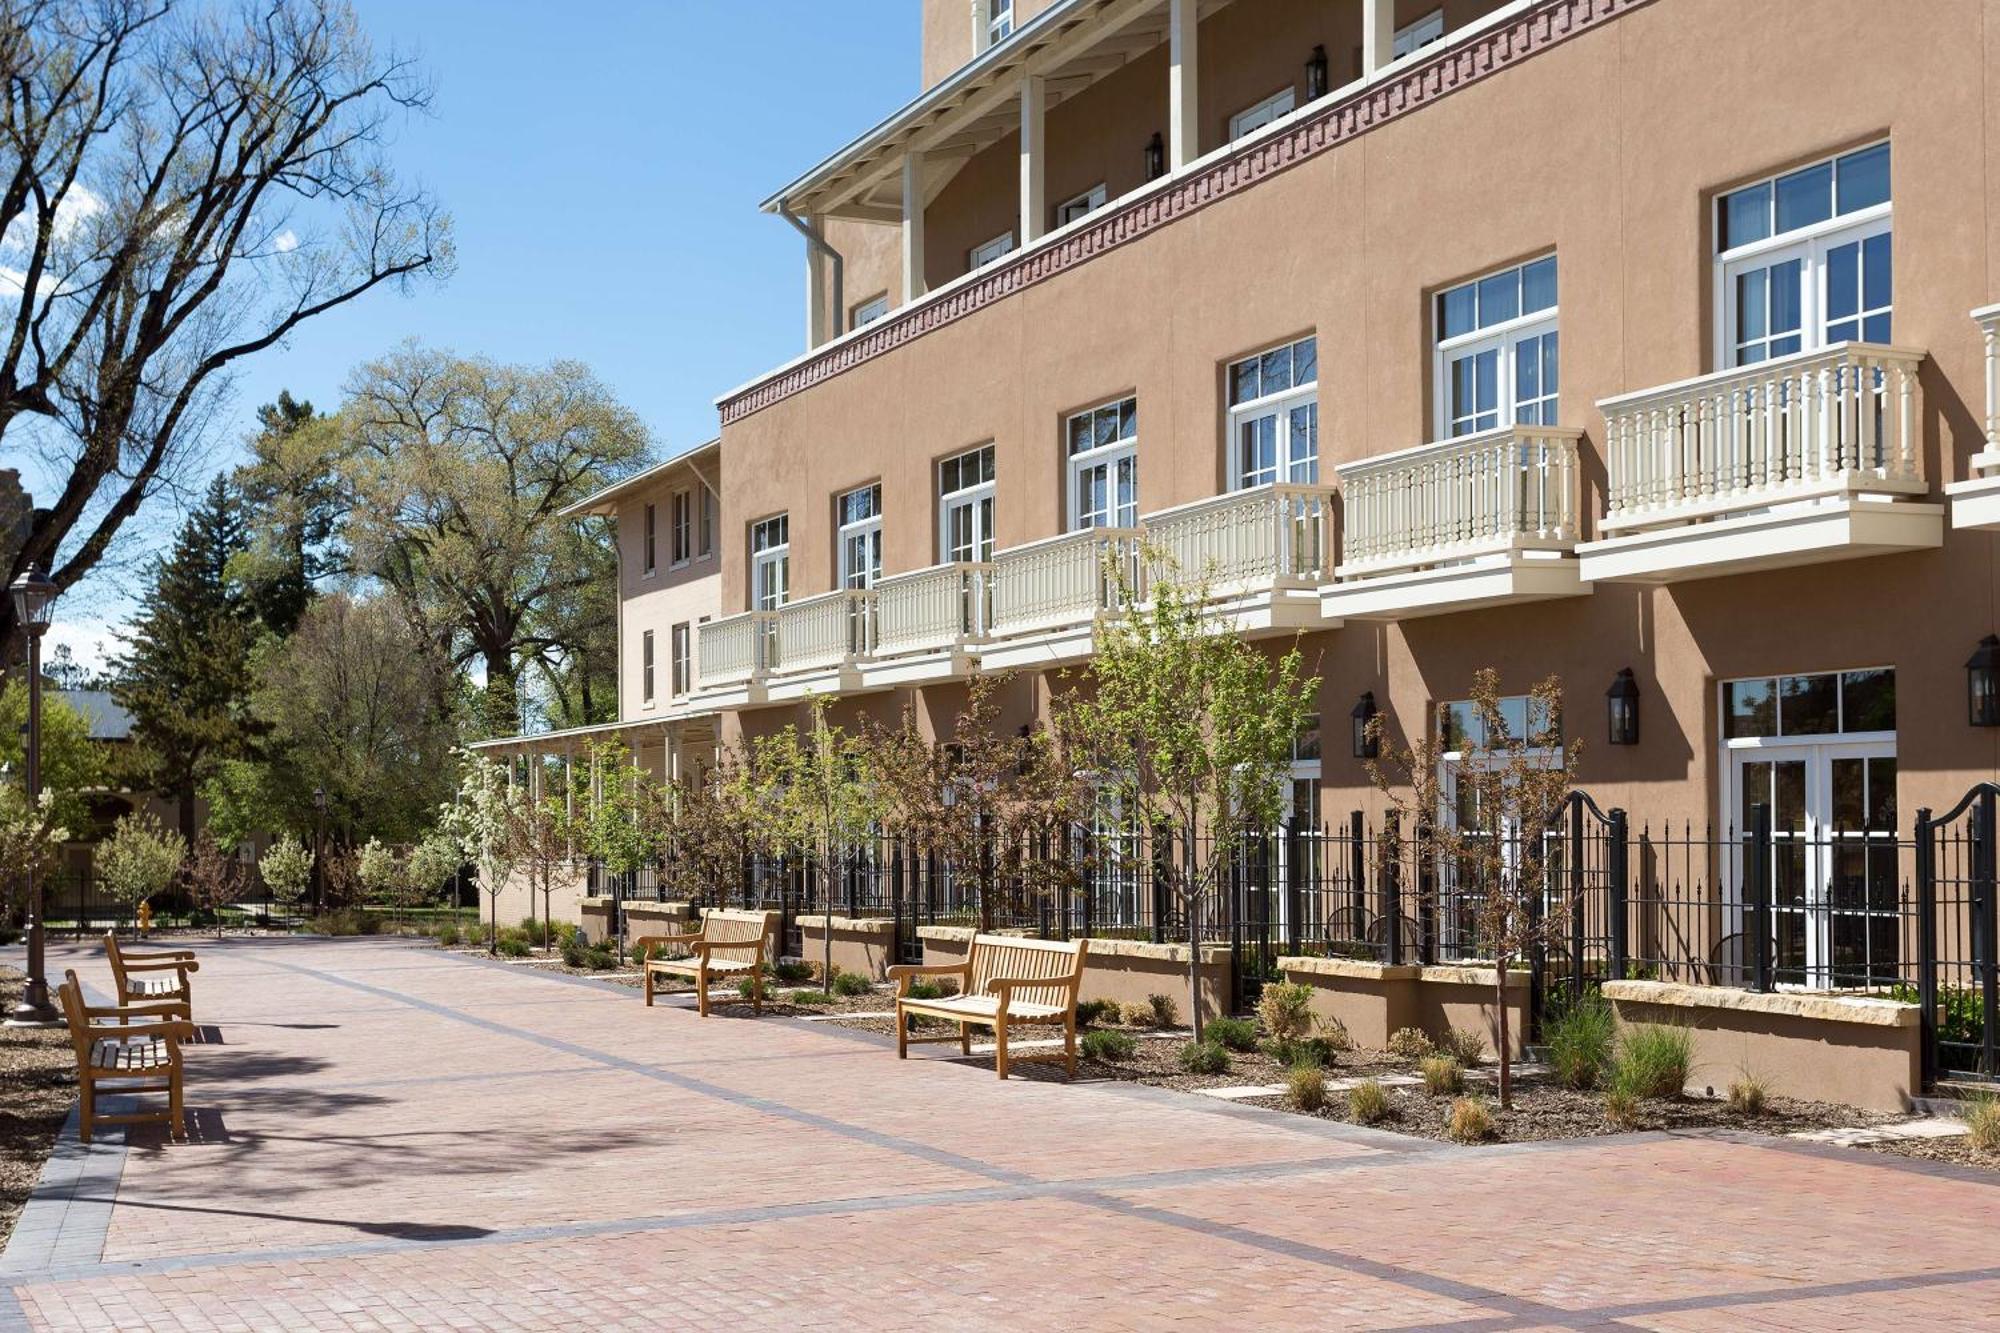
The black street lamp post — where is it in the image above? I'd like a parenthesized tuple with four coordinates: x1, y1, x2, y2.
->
(311, 785, 328, 917)
(8, 561, 61, 1026)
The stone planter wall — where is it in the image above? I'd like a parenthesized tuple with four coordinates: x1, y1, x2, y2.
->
(797, 914, 898, 982)
(626, 902, 699, 945)
(1602, 980, 1921, 1112)
(1279, 957, 1531, 1059)
(917, 928, 1232, 1026)
(577, 897, 615, 947)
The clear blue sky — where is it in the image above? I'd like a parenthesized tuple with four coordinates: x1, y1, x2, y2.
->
(46, 0, 918, 665)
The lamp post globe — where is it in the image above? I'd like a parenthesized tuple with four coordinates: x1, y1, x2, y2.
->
(7, 561, 61, 1026)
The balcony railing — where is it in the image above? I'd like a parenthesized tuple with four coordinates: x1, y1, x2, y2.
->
(1600, 342, 1925, 532)
(1973, 306, 2000, 474)
(696, 611, 776, 686)
(990, 527, 1141, 639)
(874, 562, 992, 658)
(1336, 425, 1583, 576)
(1143, 484, 1336, 592)
(775, 588, 875, 674)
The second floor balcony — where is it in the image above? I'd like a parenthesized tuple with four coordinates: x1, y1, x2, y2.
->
(1946, 305, 2000, 531)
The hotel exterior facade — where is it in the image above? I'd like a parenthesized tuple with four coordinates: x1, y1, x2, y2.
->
(485, 0, 2000, 1097)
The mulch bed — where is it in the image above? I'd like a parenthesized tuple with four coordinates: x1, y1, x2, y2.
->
(0, 967, 76, 1250)
(1859, 1135, 2000, 1172)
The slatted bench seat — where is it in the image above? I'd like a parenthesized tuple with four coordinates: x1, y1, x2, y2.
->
(635, 908, 777, 1016)
(888, 934, 1088, 1079)
(58, 968, 194, 1144)
(104, 931, 198, 1022)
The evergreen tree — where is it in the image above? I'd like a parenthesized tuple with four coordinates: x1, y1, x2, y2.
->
(234, 392, 350, 638)
(114, 475, 260, 845)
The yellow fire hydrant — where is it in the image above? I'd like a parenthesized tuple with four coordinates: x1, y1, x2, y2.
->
(137, 901, 153, 935)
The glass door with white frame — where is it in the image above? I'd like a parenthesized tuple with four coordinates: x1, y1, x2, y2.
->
(836, 483, 882, 590)
(1067, 397, 1137, 530)
(938, 445, 995, 635)
(1723, 668, 1897, 989)
(1435, 256, 1558, 439)
(750, 514, 789, 611)
(1229, 336, 1319, 488)
(1435, 694, 1561, 960)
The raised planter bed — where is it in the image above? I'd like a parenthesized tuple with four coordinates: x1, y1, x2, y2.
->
(1280, 955, 1530, 1058)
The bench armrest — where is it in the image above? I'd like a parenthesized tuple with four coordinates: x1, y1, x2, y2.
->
(84, 1001, 188, 1020)
(121, 948, 198, 963)
(634, 932, 703, 951)
(886, 962, 970, 996)
(119, 959, 196, 974)
(87, 1020, 194, 1042)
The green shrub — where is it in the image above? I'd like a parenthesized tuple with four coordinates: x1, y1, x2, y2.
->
(787, 989, 835, 1006)
(1315, 1015, 1353, 1052)
(831, 970, 872, 997)
(583, 945, 616, 972)
(1075, 998, 1117, 1026)
(1081, 1029, 1137, 1061)
(1964, 1093, 2000, 1152)
(1348, 1078, 1391, 1124)
(1439, 1026, 1487, 1065)
(1421, 1054, 1464, 1096)
(1603, 1089, 1641, 1129)
(1608, 1024, 1694, 1100)
(1256, 982, 1315, 1043)
(1204, 1016, 1258, 1052)
(437, 924, 460, 948)
(905, 978, 944, 1001)
(1387, 1026, 1433, 1059)
(1727, 1074, 1769, 1117)
(736, 976, 758, 999)
(1122, 1000, 1157, 1028)
(1145, 993, 1180, 1027)
(1545, 993, 1616, 1091)
(1286, 1062, 1328, 1113)
(561, 937, 587, 968)
(772, 960, 813, 983)
(1263, 1035, 1338, 1069)
(630, 941, 653, 966)
(1447, 1096, 1495, 1143)
(1177, 1040, 1230, 1075)
(497, 935, 530, 959)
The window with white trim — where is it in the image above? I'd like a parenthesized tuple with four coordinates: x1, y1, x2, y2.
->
(641, 629, 656, 705)
(986, 0, 1012, 47)
(1066, 396, 1138, 530)
(1715, 142, 1890, 368)
(1434, 255, 1558, 438)
(1228, 335, 1319, 488)
(1056, 183, 1106, 227)
(670, 622, 691, 697)
(750, 514, 789, 610)
(969, 231, 1015, 270)
(1393, 8, 1445, 57)
(642, 503, 657, 576)
(836, 483, 882, 590)
(1229, 87, 1296, 140)
(671, 489, 692, 566)
(939, 444, 996, 564)
(851, 294, 889, 328)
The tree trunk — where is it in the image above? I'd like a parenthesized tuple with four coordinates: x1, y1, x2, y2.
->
(1495, 951, 1512, 1109)
(177, 783, 198, 852)
(1186, 893, 1202, 1042)
(822, 836, 834, 991)
(482, 646, 519, 736)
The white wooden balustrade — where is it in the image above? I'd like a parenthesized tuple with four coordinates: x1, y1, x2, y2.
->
(989, 527, 1141, 638)
(1336, 426, 1582, 576)
(1600, 342, 1925, 532)
(1973, 306, 2000, 475)
(873, 562, 992, 657)
(775, 589, 875, 673)
(696, 611, 776, 687)
(1143, 484, 1335, 592)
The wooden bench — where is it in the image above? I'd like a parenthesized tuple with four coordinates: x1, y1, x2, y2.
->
(104, 931, 198, 1021)
(635, 908, 777, 1016)
(57, 969, 194, 1144)
(889, 935, 1088, 1079)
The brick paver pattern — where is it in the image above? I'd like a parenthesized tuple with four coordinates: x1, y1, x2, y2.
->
(5, 937, 1999, 1331)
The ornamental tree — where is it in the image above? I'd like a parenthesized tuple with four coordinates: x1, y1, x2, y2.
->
(259, 834, 315, 913)
(97, 812, 187, 932)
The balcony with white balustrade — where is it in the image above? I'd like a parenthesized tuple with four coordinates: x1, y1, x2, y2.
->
(1578, 343, 1941, 583)
(693, 610, 778, 707)
(859, 561, 993, 688)
(1141, 483, 1338, 633)
(760, 588, 877, 701)
(979, 526, 1142, 671)
(1945, 307, 2000, 531)
(1322, 425, 1588, 620)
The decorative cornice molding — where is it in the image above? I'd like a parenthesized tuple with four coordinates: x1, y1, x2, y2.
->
(720, 0, 1649, 427)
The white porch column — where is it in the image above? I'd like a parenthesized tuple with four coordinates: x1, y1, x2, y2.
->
(902, 151, 928, 300)
(1168, 0, 1199, 169)
(1019, 73, 1046, 244)
(1977, 305, 2000, 468)
(805, 212, 831, 348)
(1362, 0, 1395, 76)
(563, 752, 575, 857)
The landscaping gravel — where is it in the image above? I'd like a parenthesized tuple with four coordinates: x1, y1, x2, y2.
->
(0, 967, 76, 1250)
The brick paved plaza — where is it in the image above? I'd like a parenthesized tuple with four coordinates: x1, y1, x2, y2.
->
(4, 937, 1998, 1331)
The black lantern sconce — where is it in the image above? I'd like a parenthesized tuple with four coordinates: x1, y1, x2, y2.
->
(1305, 45, 1329, 101)
(1351, 691, 1379, 759)
(1143, 131, 1166, 181)
(1969, 635, 2000, 727)
(1606, 667, 1640, 746)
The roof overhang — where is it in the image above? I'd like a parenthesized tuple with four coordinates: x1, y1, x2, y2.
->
(559, 439, 721, 519)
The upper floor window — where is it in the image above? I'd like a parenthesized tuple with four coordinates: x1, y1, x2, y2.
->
(1439, 693, 1560, 754)
(970, 231, 1015, 270)
(939, 444, 996, 564)
(1067, 397, 1137, 530)
(641, 629, 656, 705)
(750, 514, 789, 610)
(1056, 184, 1106, 228)
(986, 0, 1012, 47)
(671, 489, 692, 565)
(643, 502, 657, 575)
(697, 487, 714, 560)
(836, 483, 882, 590)
(1716, 142, 1890, 368)
(1228, 335, 1319, 488)
(851, 294, 890, 328)
(1229, 88, 1295, 141)
(670, 622, 691, 697)
(1434, 255, 1558, 438)
(1394, 8, 1445, 58)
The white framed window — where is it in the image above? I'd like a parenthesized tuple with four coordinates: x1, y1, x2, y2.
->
(986, 0, 1012, 47)
(836, 483, 882, 590)
(750, 514, 789, 610)
(1393, 8, 1445, 57)
(969, 231, 1015, 270)
(1055, 183, 1106, 228)
(670, 489, 692, 566)
(1229, 87, 1295, 141)
(939, 444, 996, 564)
(1066, 396, 1138, 530)
(697, 487, 714, 560)
(1228, 335, 1319, 488)
(1434, 255, 1558, 438)
(642, 502, 657, 576)
(1715, 142, 1890, 369)
(851, 294, 890, 328)
(670, 622, 691, 697)
(641, 629, 656, 705)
